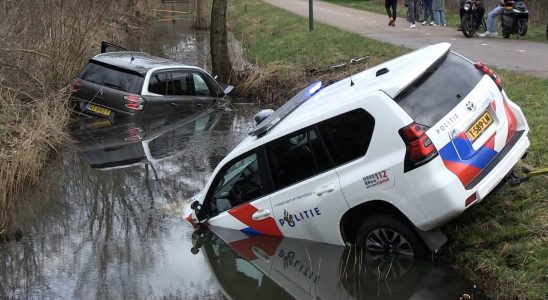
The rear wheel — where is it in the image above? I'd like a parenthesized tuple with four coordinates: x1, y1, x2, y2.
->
(356, 214, 427, 258)
(461, 15, 475, 38)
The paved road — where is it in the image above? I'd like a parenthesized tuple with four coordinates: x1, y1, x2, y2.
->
(263, 0, 548, 77)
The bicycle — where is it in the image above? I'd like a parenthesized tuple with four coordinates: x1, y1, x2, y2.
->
(405, 0, 425, 23)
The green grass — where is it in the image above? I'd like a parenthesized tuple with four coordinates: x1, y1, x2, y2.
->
(228, 0, 547, 298)
(229, 0, 407, 69)
(322, 0, 548, 43)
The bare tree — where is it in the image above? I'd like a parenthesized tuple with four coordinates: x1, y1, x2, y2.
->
(194, 0, 209, 29)
(210, 0, 232, 83)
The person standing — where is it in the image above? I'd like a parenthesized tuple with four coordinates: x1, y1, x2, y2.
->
(432, 0, 446, 26)
(408, 0, 418, 28)
(385, 0, 397, 26)
(422, 0, 435, 25)
(480, 0, 510, 37)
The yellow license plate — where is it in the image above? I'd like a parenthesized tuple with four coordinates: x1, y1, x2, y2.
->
(467, 111, 494, 141)
(86, 104, 111, 116)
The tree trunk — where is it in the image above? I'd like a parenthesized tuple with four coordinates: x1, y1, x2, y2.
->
(210, 0, 232, 83)
(194, 0, 209, 29)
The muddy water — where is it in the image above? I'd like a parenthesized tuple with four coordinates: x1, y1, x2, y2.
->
(0, 15, 487, 300)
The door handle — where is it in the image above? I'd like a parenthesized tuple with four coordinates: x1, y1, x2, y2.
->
(252, 209, 271, 221)
(315, 184, 335, 196)
(170, 102, 178, 106)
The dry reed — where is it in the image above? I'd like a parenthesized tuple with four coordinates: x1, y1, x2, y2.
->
(0, 0, 157, 235)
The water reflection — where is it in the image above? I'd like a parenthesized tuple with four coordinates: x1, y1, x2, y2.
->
(193, 227, 487, 300)
(0, 104, 256, 299)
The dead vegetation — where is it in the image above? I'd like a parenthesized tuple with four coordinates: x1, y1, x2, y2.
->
(234, 60, 370, 108)
(0, 0, 156, 236)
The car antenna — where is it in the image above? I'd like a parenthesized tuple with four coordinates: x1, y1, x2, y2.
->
(348, 57, 355, 86)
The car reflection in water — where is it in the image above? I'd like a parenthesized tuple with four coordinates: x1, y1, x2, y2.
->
(192, 226, 488, 300)
(69, 103, 225, 170)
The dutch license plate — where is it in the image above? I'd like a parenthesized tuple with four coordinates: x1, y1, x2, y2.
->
(86, 103, 111, 117)
(467, 111, 493, 141)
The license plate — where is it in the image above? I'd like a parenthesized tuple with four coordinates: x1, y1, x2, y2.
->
(467, 111, 493, 141)
(86, 103, 111, 117)
(87, 118, 112, 129)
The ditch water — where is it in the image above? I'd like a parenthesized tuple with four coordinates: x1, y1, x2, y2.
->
(0, 11, 488, 300)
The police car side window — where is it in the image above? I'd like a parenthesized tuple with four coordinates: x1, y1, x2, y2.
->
(266, 128, 332, 190)
(205, 152, 264, 216)
(317, 109, 375, 166)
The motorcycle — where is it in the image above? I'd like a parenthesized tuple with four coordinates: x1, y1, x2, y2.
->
(501, 0, 529, 38)
(461, 0, 486, 38)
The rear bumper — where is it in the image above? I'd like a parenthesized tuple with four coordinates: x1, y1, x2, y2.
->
(69, 95, 136, 118)
(402, 130, 529, 231)
(473, 130, 529, 200)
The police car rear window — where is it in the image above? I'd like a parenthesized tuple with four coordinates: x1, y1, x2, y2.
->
(394, 52, 483, 127)
(79, 62, 143, 94)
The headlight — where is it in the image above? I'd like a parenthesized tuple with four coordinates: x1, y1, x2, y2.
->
(464, 3, 471, 10)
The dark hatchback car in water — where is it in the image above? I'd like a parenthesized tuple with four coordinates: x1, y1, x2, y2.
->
(69, 51, 232, 119)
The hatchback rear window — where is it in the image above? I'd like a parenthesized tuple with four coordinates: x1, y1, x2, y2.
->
(394, 52, 483, 127)
(78, 62, 143, 94)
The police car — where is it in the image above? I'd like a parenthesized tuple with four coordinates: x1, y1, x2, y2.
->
(185, 43, 530, 257)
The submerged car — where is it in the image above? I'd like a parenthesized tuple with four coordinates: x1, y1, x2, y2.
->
(185, 43, 530, 257)
(69, 50, 232, 119)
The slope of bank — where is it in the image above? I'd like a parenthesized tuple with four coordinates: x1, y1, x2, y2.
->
(0, 1, 156, 237)
(228, 0, 547, 298)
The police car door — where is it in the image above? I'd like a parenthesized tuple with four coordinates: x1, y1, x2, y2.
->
(202, 151, 282, 237)
(267, 127, 349, 245)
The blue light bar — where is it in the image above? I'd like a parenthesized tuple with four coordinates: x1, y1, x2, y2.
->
(307, 81, 322, 95)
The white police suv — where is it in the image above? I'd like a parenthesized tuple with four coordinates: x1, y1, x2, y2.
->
(185, 43, 530, 257)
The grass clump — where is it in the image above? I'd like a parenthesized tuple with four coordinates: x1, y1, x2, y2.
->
(0, 0, 156, 236)
(228, 1, 547, 298)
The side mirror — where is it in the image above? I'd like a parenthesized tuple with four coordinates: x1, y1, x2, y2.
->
(223, 85, 234, 95)
(191, 200, 200, 210)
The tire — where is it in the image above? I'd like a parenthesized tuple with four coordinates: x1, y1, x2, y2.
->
(461, 15, 475, 38)
(518, 20, 528, 36)
(356, 214, 427, 258)
(503, 30, 511, 39)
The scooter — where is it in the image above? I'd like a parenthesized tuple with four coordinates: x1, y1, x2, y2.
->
(501, 0, 529, 38)
(461, 0, 486, 38)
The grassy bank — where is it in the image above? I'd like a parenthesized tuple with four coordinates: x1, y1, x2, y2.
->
(228, 0, 547, 298)
(323, 0, 548, 43)
(0, 0, 156, 236)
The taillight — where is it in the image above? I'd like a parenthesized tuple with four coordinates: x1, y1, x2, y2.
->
(399, 122, 438, 172)
(124, 95, 144, 110)
(69, 79, 81, 93)
(474, 62, 502, 91)
(125, 126, 143, 142)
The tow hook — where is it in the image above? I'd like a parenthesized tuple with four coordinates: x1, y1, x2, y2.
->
(506, 167, 548, 187)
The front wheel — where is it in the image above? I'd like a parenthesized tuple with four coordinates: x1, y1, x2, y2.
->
(518, 20, 528, 36)
(356, 214, 427, 258)
(461, 15, 475, 38)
